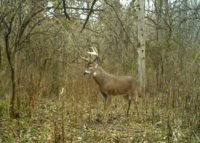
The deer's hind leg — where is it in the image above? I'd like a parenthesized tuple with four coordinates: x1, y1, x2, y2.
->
(125, 93, 139, 117)
(133, 90, 139, 117)
(123, 95, 132, 117)
(127, 97, 131, 117)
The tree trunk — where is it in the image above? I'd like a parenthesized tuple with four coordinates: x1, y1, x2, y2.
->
(0, 46, 1, 66)
(135, 0, 146, 93)
(4, 35, 16, 117)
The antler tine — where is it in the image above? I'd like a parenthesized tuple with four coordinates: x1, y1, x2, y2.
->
(80, 56, 90, 62)
(92, 47, 98, 56)
(87, 47, 98, 56)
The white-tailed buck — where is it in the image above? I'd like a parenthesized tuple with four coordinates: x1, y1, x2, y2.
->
(81, 47, 139, 117)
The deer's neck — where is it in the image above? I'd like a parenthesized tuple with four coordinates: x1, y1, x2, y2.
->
(92, 66, 111, 86)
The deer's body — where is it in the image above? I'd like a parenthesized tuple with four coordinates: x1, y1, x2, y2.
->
(82, 47, 139, 117)
(85, 64, 139, 117)
(92, 66, 138, 96)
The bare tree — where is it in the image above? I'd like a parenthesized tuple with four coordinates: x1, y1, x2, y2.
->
(135, 0, 146, 93)
(0, 1, 46, 117)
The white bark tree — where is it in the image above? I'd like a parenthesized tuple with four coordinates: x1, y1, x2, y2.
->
(135, 0, 146, 93)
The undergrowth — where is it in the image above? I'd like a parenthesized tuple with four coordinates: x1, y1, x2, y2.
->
(0, 93, 199, 143)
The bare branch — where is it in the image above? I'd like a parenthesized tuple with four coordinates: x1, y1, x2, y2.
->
(62, 6, 103, 11)
(62, 0, 71, 20)
(81, 0, 97, 32)
(104, 0, 136, 49)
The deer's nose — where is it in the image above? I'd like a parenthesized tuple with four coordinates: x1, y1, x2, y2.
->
(84, 69, 91, 75)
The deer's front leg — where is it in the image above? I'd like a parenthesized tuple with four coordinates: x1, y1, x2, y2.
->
(102, 92, 112, 120)
(127, 98, 131, 117)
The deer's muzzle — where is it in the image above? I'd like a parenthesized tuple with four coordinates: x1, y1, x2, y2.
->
(84, 69, 91, 75)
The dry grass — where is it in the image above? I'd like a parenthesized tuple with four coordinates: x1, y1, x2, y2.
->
(0, 87, 199, 143)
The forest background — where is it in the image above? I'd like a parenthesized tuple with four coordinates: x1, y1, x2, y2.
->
(0, 0, 199, 142)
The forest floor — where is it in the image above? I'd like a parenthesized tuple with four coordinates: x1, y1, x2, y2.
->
(0, 95, 199, 143)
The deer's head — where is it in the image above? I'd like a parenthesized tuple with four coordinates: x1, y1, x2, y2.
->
(81, 47, 100, 76)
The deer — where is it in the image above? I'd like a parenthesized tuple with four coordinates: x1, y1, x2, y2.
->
(81, 47, 140, 118)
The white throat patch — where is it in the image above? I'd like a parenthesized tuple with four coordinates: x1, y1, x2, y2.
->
(93, 71, 97, 76)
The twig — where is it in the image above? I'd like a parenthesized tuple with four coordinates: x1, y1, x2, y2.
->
(193, 131, 200, 142)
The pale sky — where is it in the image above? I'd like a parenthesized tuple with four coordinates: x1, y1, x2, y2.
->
(119, 0, 132, 7)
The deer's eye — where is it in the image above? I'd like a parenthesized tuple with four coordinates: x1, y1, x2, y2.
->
(88, 63, 93, 67)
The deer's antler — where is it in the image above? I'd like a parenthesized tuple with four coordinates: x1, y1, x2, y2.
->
(87, 47, 98, 56)
(80, 47, 98, 62)
(80, 56, 90, 62)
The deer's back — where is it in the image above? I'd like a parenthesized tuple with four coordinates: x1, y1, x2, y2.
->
(100, 75, 138, 95)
